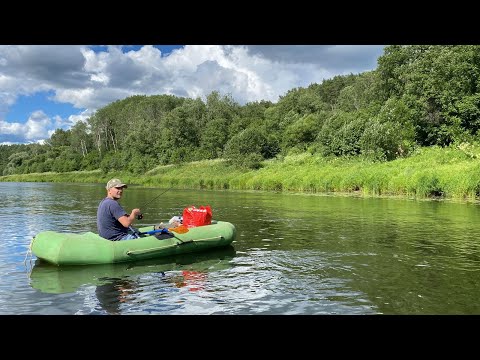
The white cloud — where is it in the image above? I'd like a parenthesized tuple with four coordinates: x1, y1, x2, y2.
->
(24, 111, 52, 140)
(0, 110, 52, 143)
(67, 110, 92, 127)
(0, 119, 23, 135)
(0, 45, 385, 144)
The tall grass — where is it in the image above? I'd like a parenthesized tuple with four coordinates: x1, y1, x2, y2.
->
(2, 146, 480, 202)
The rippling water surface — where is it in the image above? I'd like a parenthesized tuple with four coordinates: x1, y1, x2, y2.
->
(1, 182, 480, 314)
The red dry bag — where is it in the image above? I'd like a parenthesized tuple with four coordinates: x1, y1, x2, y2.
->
(182, 205, 212, 227)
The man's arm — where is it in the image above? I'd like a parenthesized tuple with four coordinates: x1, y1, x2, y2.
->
(118, 208, 141, 227)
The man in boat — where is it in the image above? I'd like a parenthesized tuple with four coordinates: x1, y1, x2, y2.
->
(97, 178, 142, 241)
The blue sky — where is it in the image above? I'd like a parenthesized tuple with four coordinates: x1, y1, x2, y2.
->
(6, 91, 76, 122)
(0, 45, 385, 144)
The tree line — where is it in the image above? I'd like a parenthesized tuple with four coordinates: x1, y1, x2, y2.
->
(2, 45, 480, 176)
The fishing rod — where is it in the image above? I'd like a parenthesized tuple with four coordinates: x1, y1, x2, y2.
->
(136, 185, 174, 220)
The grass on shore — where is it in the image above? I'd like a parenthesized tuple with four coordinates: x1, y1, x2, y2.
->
(1, 146, 480, 203)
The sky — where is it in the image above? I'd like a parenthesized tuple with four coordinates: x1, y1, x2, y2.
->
(0, 45, 385, 145)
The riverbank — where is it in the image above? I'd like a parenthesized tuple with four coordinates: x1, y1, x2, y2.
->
(1, 146, 479, 203)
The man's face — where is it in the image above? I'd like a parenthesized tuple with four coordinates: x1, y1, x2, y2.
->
(108, 186, 125, 199)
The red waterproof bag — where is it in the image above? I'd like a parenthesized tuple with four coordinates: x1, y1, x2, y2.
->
(182, 205, 212, 227)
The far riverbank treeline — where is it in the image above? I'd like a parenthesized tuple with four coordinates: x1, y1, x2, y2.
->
(2, 45, 480, 201)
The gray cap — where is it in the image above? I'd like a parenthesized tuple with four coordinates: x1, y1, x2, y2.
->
(106, 178, 128, 190)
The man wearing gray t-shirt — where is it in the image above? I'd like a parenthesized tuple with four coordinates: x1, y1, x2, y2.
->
(97, 178, 142, 241)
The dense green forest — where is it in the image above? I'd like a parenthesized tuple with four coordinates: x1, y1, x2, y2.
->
(2, 45, 480, 181)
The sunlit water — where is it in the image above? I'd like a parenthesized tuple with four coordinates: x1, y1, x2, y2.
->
(1, 182, 480, 315)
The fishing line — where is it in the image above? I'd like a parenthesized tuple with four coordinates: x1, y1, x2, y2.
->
(136, 185, 174, 220)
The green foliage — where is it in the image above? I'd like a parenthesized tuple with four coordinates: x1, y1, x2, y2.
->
(378, 45, 480, 147)
(99, 151, 123, 173)
(377, 45, 412, 99)
(455, 94, 480, 135)
(224, 127, 269, 169)
(199, 91, 241, 159)
(236, 153, 264, 170)
(282, 113, 324, 152)
(152, 104, 202, 164)
(229, 100, 272, 136)
(360, 121, 402, 161)
(336, 71, 382, 111)
(310, 74, 358, 108)
(80, 151, 101, 170)
(360, 98, 416, 160)
(45, 129, 72, 147)
(316, 110, 367, 156)
(123, 152, 157, 173)
(200, 118, 230, 159)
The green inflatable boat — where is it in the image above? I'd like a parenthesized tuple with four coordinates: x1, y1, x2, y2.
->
(31, 221, 236, 266)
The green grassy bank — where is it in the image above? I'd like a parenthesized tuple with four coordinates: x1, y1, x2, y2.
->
(2, 146, 480, 203)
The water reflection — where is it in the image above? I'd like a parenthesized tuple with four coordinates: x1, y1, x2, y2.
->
(173, 270, 208, 291)
(30, 246, 236, 314)
(95, 278, 137, 315)
(93, 271, 210, 314)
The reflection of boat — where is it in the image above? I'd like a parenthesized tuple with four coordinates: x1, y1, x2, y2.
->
(30, 245, 236, 294)
(31, 221, 236, 265)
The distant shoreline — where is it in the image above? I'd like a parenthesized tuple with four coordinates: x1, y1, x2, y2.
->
(2, 146, 479, 205)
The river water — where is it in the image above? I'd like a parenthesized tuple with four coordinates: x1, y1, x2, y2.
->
(1, 182, 479, 315)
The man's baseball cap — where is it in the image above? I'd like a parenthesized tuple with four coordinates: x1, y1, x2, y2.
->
(106, 178, 128, 190)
